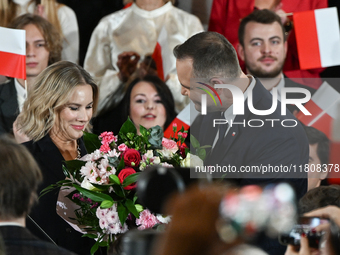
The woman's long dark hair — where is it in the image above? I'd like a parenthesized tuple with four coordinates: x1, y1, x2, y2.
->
(123, 75, 176, 131)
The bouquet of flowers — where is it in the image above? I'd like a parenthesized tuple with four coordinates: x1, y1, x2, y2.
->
(43, 118, 203, 254)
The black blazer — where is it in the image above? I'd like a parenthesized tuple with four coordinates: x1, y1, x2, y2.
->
(192, 78, 309, 255)
(0, 79, 19, 135)
(0, 226, 76, 255)
(23, 135, 96, 255)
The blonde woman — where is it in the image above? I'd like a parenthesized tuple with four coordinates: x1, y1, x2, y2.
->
(0, 0, 79, 63)
(16, 61, 98, 254)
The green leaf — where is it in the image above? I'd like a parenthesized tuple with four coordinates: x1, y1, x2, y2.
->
(117, 202, 129, 226)
(125, 199, 139, 218)
(108, 156, 120, 168)
(117, 156, 125, 171)
(122, 173, 140, 187)
(139, 125, 148, 137)
(73, 184, 113, 202)
(83, 132, 102, 154)
(199, 145, 212, 149)
(90, 242, 99, 255)
(98, 241, 109, 247)
(197, 148, 206, 161)
(112, 185, 125, 198)
(109, 174, 121, 185)
(135, 204, 144, 213)
(100, 200, 114, 209)
(118, 117, 137, 137)
(82, 233, 98, 239)
(64, 160, 86, 178)
(90, 183, 112, 191)
(190, 134, 200, 148)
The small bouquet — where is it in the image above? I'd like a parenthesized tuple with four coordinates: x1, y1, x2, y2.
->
(43, 118, 203, 254)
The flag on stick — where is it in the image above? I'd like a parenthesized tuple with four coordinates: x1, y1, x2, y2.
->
(164, 102, 199, 139)
(151, 26, 174, 81)
(0, 27, 26, 79)
(293, 7, 340, 70)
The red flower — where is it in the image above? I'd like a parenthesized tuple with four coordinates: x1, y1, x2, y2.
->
(118, 168, 137, 190)
(179, 144, 187, 158)
(124, 149, 141, 167)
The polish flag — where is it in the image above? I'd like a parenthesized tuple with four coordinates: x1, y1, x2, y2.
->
(0, 27, 26, 79)
(164, 102, 199, 139)
(296, 81, 340, 138)
(152, 26, 174, 81)
(293, 7, 340, 70)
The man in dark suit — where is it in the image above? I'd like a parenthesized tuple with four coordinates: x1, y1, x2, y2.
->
(237, 9, 316, 115)
(0, 14, 62, 135)
(0, 135, 75, 255)
(174, 31, 308, 255)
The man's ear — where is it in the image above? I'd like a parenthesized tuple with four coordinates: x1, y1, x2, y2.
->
(237, 43, 245, 62)
(210, 78, 224, 95)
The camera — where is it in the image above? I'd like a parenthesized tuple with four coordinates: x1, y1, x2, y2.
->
(278, 216, 328, 248)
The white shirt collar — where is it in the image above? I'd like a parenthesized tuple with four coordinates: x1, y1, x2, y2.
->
(269, 73, 285, 98)
(14, 79, 26, 99)
(132, 1, 173, 18)
(0, 222, 24, 227)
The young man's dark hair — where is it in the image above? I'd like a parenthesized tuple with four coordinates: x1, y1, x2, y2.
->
(304, 126, 330, 166)
(238, 9, 286, 47)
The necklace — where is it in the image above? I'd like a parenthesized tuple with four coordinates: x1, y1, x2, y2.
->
(75, 141, 81, 160)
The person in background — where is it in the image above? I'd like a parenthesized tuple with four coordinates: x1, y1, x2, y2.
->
(208, 0, 327, 89)
(304, 126, 330, 190)
(0, 14, 62, 136)
(84, 0, 203, 113)
(0, 0, 79, 63)
(93, 75, 176, 136)
(237, 9, 316, 115)
(0, 135, 76, 255)
(15, 61, 99, 254)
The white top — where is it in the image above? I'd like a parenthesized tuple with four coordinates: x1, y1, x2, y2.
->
(14, 79, 26, 112)
(13, 0, 79, 63)
(84, 2, 204, 113)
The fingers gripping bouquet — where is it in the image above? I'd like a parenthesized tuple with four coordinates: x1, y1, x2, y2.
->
(43, 118, 201, 254)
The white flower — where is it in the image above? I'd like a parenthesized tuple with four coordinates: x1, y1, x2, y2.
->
(146, 150, 154, 158)
(180, 153, 203, 168)
(80, 161, 97, 178)
(106, 211, 119, 224)
(156, 214, 171, 224)
(80, 178, 96, 190)
(107, 149, 120, 158)
(152, 156, 160, 164)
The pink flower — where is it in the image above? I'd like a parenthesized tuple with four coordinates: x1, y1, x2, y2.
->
(118, 143, 128, 152)
(181, 132, 188, 138)
(99, 131, 116, 144)
(162, 138, 178, 152)
(100, 143, 110, 153)
(172, 123, 177, 128)
(136, 209, 160, 230)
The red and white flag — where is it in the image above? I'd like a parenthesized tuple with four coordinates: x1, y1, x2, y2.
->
(293, 7, 340, 70)
(296, 81, 340, 138)
(0, 27, 26, 79)
(152, 26, 174, 81)
(163, 103, 199, 139)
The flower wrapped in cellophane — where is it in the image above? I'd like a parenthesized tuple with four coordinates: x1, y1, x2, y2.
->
(42, 118, 202, 254)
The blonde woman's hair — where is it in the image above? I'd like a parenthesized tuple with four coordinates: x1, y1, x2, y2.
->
(0, 0, 17, 27)
(29, 0, 64, 38)
(16, 61, 99, 142)
(9, 13, 62, 65)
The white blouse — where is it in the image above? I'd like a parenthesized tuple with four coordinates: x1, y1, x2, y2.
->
(84, 2, 204, 112)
